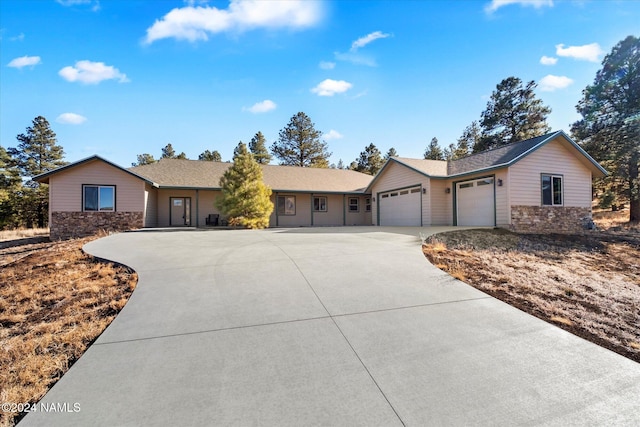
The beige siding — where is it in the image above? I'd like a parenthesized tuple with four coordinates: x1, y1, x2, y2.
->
(311, 194, 344, 226)
(195, 190, 223, 226)
(144, 184, 158, 227)
(156, 189, 197, 227)
(510, 139, 592, 207)
(344, 195, 370, 226)
(429, 180, 453, 225)
(49, 160, 144, 212)
(272, 193, 312, 227)
(370, 162, 430, 226)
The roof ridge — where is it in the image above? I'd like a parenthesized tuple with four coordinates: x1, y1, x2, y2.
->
(450, 130, 560, 163)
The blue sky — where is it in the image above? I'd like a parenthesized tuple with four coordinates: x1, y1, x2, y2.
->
(1, 0, 638, 168)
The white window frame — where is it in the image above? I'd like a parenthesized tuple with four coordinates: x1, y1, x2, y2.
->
(83, 185, 115, 212)
(365, 197, 371, 212)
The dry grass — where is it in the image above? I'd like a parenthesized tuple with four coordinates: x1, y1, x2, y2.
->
(0, 234, 136, 427)
(593, 208, 639, 232)
(423, 228, 640, 363)
(0, 228, 49, 242)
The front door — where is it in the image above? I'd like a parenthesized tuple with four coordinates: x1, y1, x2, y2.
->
(170, 197, 191, 226)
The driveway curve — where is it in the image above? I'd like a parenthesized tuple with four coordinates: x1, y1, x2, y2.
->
(21, 227, 640, 426)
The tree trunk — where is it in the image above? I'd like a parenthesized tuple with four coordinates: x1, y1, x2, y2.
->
(629, 150, 640, 222)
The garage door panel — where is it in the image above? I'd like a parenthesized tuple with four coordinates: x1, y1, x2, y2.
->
(379, 187, 421, 226)
(456, 178, 495, 226)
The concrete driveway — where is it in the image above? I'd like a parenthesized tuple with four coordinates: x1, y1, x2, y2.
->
(21, 227, 640, 426)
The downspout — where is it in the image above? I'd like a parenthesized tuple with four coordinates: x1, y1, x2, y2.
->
(195, 189, 199, 227)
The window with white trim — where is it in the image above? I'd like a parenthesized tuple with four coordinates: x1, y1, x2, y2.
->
(83, 185, 115, 211)
(313, 196, 327, 212)
(541, 174, 563, 206)
(365, 198, 371, 212)
(348, 197, 359, 212)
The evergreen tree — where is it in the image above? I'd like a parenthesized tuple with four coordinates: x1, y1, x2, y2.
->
(271, 112, 331, 167)
(423, 137, 445, 160)
(216, 142, 273, 229)
(199, 150, 222, 162)
(161, 143, 187, 159)
(6, 116, 66, 228)
(385, 147, 398, 159)
(571, 35, 640, 222)
(454, 121, 479, 159)
(0, 146, 22, 229)
(249, 131, 272, 164)
(476, 77, 551, 152)
(353, 143, 384, 175)
(336, 159, 345, 169)
(132, 153, 156, 166)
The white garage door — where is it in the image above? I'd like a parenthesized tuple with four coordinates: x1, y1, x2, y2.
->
(456, 178, 495, 226)
(379, 187, 421, 226)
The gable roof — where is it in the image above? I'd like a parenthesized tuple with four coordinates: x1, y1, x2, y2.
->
(33, 155, 156, 185)
(130, 159, 373, 193)
(365, 130, 607, 192)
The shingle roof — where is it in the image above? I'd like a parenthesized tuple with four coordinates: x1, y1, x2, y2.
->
(130, 159, 373, 193)
(392, 157, 448, 176)
(447, 132, 559, 176)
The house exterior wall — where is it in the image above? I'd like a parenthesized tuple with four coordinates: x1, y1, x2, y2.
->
(311, 194, 344, 226)
(370, 161, 430, 226)
(144, 184, 158, 227)
(272, 193, 312, 227)
(156, 189, 197, 227)
(509, 138, 592, 207)
(48, 160, 145, 239)
(429, 179, 452, 225)
(196, 190, 223, 227)
(509, 138, 594, 233)
(49, 160, 144, 212)
(344, 195, 371, 226)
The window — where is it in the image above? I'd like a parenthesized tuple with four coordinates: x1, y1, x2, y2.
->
(83, 185, 115, 211)
(410, 188, 421, 193)
(313, 196, 327, 212)
(277, 196, 296, 215)
(348, 197, 359, 212)
(541, 174, 563, 206)
(459, 182, 474, 189)
(400, 190, 409, 195)
(365, 198, 371, 212)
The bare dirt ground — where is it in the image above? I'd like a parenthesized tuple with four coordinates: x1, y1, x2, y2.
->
(423, 213, 639, 363)
(0, 234, 137, 427)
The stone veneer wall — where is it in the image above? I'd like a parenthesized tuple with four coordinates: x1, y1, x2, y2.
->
(510, 206, 591, 234)
(50, 211, 143, 240)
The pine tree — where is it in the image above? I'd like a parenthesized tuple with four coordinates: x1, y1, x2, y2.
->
(132, 153, 156, 166)
(216, 142, 273, 229)
(353, 143, 384, 175)
(7, 116, 66, 228)
(249, 131, 272, 164)
(199, 150, 222, 162)
(0, 146, 23, 229)
(384, 147, 398, 159)
(571, 35, 640, 222)
(476, 77, 551, 152)
(336, 159, 345, 169)
(161, 143, 187, 159)
(271, 112, 331, 167)
(423, 137, 445, 160)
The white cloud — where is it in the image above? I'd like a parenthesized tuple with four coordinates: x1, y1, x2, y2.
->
(311, 79, 353, 97)
(540, 55, 557, 65)
(539, 74, 574, 91)
(59, 60, 129, 84)
(7, 55, 41, 68)
(244, 99, 277, 113)
(323, 130, 343, 140)
(334, 51, 377, 67)
(10, 33, 25, 42)
(350, 31, 391, 52)
(319, 61, 335, 70)
(57, 0, 100, 11)
(555, 43, 603, 62)
(144, 0, 322, 44)
(56, 113, 87, 124)
(485, 0, 553, 13)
